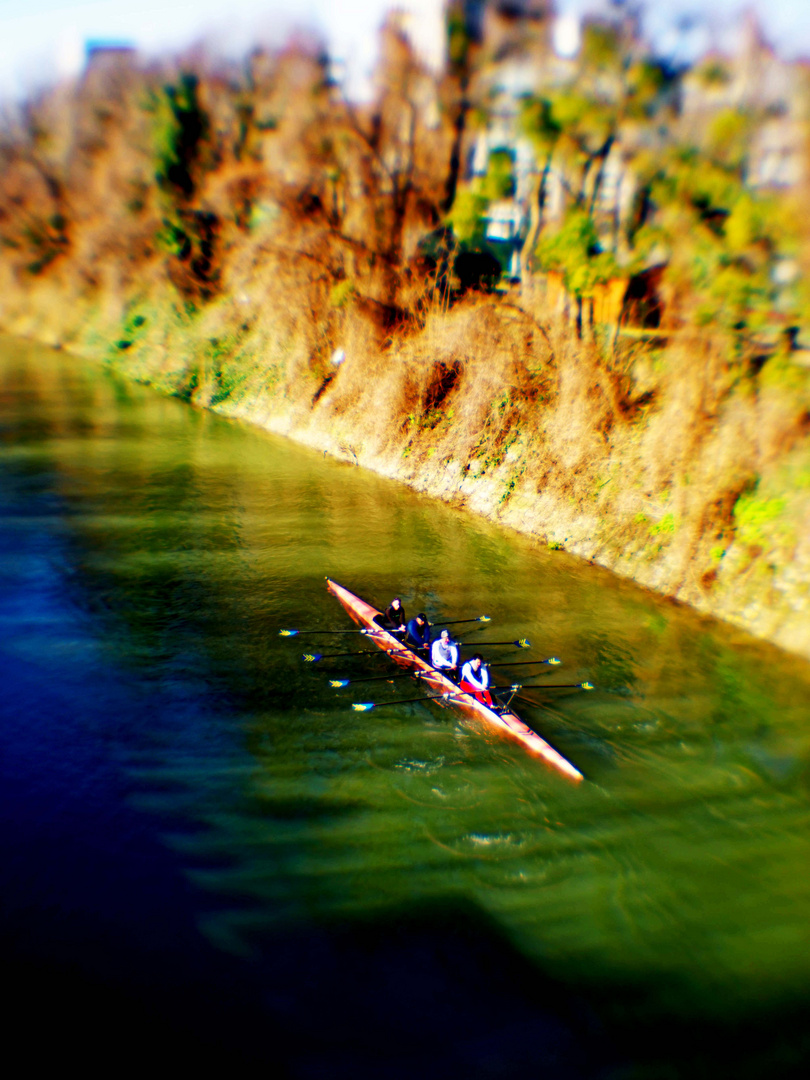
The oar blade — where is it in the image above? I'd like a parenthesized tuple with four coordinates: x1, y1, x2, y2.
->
(511, 682, 595, 690)
(351, 692, 449, 711)
(279, 629, 299, 636)
(303, 649, 379, 662)
(467, 639, 532, 648)
(487, 656, 562, 669)
(438, 615, 492, 627)
(330, 670, 420, 687)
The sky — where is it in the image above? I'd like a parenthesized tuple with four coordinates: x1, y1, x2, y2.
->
(1, 1, 810, 102)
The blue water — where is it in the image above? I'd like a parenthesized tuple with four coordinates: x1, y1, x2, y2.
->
(2, 337, 810, 1077)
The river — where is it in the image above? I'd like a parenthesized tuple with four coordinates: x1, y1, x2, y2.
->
(2, 336, 809, 1077)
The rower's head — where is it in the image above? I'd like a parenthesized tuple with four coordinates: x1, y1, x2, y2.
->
(417, 613, 427, 625)
(440, 629, 450, 642)
(391, 597, 402, 610)
(470, 653, 483, 670)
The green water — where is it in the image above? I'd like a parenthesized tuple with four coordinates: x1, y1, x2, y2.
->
(2, 336, 809, 1075)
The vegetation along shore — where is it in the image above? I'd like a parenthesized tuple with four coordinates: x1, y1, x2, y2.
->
(2, 2, 810, 658)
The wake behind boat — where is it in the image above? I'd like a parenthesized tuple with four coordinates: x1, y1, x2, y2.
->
(325, 578, 583, 783)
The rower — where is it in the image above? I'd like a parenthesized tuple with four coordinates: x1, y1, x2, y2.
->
(459, 653, 493, 706)
(431, 628, 459, 678)
(405, 612, 431, 653)
(374, 596, 406, 635)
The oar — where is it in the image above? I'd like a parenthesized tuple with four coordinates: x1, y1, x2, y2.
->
(285, 617, 491, 636)
(303, 646, 409, 662)
(281, 626, 387, 637)
(485, 657, 561, 668)
(461, 638, 531, 649)
(352, 692, 461, 712)
(329, 670, 429, 688)
(431, 616, 491, 626)
(508, 682, 594, 691)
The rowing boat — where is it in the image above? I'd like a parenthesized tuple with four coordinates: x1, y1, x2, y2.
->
(325, 579, 583, 783)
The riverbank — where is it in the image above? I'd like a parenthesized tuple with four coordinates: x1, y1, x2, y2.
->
(2, 260, 809, 662)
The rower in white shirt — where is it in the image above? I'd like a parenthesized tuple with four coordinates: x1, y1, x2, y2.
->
(431, 628, 459, 677)
(459, 653, 493, 706)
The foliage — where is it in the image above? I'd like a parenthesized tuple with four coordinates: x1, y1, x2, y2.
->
(642, 145, 795, 335)
(697, 60, 732, 87)
(724, 193, 771, 255)
(581, 22, 621, 72)
(536, 208, 617, 295)
(481, 150, 515, 202)
(512, 11, 800, 344)
(550, 90, 614, 163)
(518, 96, 561, 159)
(624, 60, 668, 119)
(151, 74, 209, 200)
(445, 1, 474, 76)
(209, 364, 247, 406)
(447, 148, 515, 247)
(156, 218, 191, 258)
(329, 279, 356, 308)
(408, 405, 452, 432)
(447, 185, 488, 246)
(105, 302, 153, 367)
(708, 109, 752, 171)
(469, 391, 522, 472)
(733, 492, 787, 544)
(23, 213, 69, 274)
(446, 148, 518, 288)
(649, 512, 675, 536)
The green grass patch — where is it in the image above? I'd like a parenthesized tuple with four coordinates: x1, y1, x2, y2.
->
(733, 492, 786, 545)
(329, 280, 356, 308)
(649, 512, 675, 536)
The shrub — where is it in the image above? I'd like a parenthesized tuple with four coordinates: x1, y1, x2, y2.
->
(152, 74, 209, 200)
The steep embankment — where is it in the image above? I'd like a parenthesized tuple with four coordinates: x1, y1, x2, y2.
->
(2, 45, 809, 659)
(4, 256, 810, 661)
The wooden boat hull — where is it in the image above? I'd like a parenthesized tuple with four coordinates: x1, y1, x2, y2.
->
(326, 578, 583, 783)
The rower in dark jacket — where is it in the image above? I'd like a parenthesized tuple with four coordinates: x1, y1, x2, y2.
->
(387, 597, 407, 633)
(374, 596, 406, 635)
(405, 613, 431, 652)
